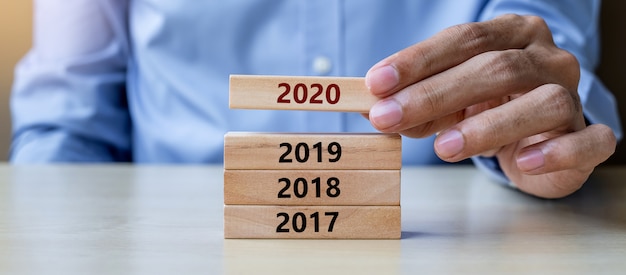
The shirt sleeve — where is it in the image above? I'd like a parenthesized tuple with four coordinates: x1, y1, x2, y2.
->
(471, 0, 622, 183)
(10, 0, 132, 163)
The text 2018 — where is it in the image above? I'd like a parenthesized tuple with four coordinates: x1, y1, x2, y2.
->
(277, 177, 341, 198)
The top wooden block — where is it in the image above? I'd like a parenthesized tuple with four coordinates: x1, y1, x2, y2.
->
(229, 75, 378, 112)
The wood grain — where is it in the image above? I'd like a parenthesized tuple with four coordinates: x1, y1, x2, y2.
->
(224, 132, 402, 170)
(224, 205, 401, 239)
(229, 75, 378, 112)
(224, 170, 400, 205)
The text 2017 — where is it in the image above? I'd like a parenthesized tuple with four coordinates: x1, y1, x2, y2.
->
(276, 211, 339, 233)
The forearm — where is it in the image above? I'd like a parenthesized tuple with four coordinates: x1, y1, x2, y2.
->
(10, 0, 132, 163)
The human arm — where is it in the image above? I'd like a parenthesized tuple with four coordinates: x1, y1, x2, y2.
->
(10, 0, 132, 162)
(365, 1, 620, 198)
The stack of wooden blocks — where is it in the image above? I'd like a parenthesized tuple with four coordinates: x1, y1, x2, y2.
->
(223, 75, 402, 239)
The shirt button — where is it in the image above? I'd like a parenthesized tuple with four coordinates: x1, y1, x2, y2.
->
(312, 56, 332, 75)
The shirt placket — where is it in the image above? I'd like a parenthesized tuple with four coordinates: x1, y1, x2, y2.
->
(302, 0, 344, 132)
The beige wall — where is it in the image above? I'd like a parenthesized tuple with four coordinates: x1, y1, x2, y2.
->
(0, 1, 32, 161)
(0, 2, 623, 163)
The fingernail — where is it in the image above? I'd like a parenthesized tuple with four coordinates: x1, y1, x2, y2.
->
(435, 130, 464, 158)
(365, 65, 399, 95)
(517, 149, 545, 171)
(369, 99, 403, 129)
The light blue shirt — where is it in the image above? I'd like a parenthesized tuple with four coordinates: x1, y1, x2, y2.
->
(10, 0, 621, 176)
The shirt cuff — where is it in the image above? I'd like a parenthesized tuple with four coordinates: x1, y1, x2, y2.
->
(471, 156, 516, 188)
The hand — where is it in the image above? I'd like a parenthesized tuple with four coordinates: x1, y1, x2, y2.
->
(365, 14, 616, 198)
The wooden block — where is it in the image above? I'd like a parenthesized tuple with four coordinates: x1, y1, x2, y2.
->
(224, 205, 400, 239)
(229, 75, 378, 112)
(224, 170, 400, 206)
(224, 132, 402, 170)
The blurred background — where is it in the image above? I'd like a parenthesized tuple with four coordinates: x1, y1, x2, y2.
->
(0, 1, 624, 163)
(1, 1, 31, 161)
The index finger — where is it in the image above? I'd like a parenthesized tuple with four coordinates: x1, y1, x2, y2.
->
(365, 14, 552, 97)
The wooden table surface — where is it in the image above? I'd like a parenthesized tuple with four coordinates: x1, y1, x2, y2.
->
(0, 164, 624, 274)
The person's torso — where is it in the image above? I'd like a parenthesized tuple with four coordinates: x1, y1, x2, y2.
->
(125, 0, 486, 163)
